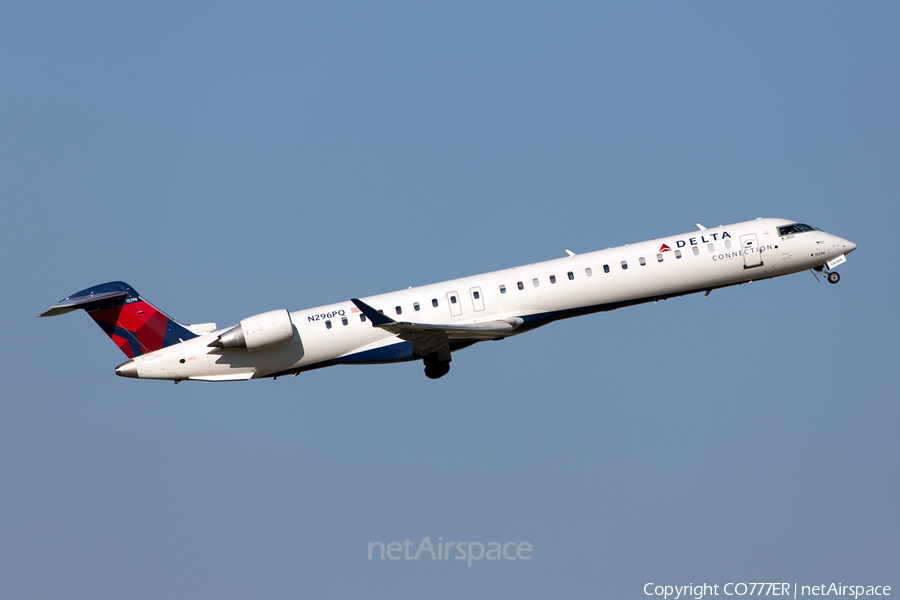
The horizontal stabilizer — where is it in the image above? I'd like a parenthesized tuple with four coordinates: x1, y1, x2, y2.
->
(40, 290, 129, 317)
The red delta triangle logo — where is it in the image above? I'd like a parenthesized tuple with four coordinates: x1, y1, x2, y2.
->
(659, 243, 672, 252)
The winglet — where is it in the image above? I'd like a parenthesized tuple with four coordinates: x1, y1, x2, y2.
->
(350, 299, 396, 327)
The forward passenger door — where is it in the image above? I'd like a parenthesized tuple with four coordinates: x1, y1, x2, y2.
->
(740, 234, 763, 269)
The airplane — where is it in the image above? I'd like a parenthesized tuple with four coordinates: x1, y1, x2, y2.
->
(41, 218, 855, 382)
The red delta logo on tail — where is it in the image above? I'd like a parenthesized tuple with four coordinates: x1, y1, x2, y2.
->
(88, 297, 174, 358)
(39, 281, 198, 358)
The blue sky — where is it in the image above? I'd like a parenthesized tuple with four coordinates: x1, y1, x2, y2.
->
(1, 2, 897, 598)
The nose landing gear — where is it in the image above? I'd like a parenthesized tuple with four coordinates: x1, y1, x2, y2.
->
(813, 267, 841, 284)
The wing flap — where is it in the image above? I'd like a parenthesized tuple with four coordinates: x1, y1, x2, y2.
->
(350, 298, 522, 357)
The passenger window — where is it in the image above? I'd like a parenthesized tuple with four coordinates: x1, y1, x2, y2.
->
(360, 314, 367, 323)
(341, 317, 348, 326)
(533, 278, 540, 287)
(639, 257, 646, 266)
(414, 302, 420, 311)
(473, 291, 480, 299)
(550, 275, 556, 284)
(692, 246, 700, 256)
(707, 243, 714, 253)
(395, 306, 402, 315)
(657, 254, 663, 262)
(586, 268, 593, 277)
(450, 295, 457, 304)
(621, 261, 628, 270)
(603, 264, 610, 273)
(567, 271, 574, 280)
(325, 320, 332, 329)
(432, 298, 438, 307)
(517, 281, 524, 290)
(725, 240, 732, 250)
(675, 250, 682, 259)
(500, 285, 506, 294)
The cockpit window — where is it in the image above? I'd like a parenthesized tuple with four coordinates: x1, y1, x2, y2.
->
(778, 223, 820, 236)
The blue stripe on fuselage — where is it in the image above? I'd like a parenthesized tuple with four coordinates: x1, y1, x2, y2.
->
(332, 341, 415, 364)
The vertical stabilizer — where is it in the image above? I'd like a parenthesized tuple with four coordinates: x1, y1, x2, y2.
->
(40, 281, 198, 358)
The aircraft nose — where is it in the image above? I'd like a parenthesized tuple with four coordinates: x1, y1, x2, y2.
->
(115, 359, 139, 378)
(842, 238, 857, 254)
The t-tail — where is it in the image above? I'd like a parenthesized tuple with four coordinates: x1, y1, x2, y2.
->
(39, 281, 213, 358)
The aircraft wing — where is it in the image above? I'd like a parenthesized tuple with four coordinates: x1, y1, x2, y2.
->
(350, 298, 522, 356)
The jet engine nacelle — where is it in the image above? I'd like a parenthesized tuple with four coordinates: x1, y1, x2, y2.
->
(209, 309, 295, 350)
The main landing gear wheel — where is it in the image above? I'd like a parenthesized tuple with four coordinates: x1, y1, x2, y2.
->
(827, 271, 841, 284)
(424, 362, 450, 379)
(423, 348, 452, 379)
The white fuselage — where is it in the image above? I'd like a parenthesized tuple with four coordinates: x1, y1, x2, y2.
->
(126, 218, 855, 381)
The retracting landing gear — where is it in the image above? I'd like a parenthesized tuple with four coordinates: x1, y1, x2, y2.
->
(813, 266, 841, 284)
(423, 348, 451, 379)
(424, 362, 450, 379)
